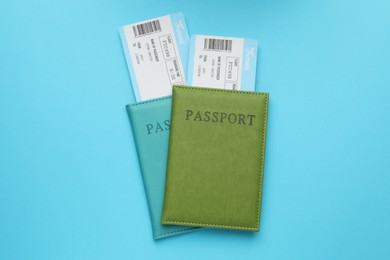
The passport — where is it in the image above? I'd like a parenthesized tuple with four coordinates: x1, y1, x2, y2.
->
(126, 97, 198, 239)
(161, 86, 269, 231)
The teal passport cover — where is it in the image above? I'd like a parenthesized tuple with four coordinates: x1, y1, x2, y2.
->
(162, 86, 269, 231)
(126, 97, 198, 239)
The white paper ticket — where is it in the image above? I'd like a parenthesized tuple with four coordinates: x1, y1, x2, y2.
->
(120, 13, 189, 101)
(187, 35, 258, 91)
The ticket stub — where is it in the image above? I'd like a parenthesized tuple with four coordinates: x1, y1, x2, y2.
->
(120, 13, 189, 101)
(187, 35, 258, 91)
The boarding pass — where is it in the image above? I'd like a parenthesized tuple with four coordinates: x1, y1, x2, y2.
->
(120, 13, 189, 101)
(187, 35, 258, 91)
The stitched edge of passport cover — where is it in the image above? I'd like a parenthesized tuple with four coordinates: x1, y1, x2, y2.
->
(126, 96, 199, 239)
(162, 86, 269, 231)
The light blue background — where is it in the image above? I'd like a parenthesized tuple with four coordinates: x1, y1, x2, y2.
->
(1, 0, 389, 259)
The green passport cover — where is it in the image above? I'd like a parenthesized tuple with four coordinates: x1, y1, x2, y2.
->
(161, 86, 269, 231)
(126, 97, 198, 239)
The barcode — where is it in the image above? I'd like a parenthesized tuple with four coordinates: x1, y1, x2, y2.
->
(132, 20, 162, 37)
(203, 38, 232, 51)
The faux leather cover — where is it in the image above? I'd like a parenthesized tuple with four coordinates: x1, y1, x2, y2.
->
(162, 86, 269, 231)
(126, 97, 198, 239)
